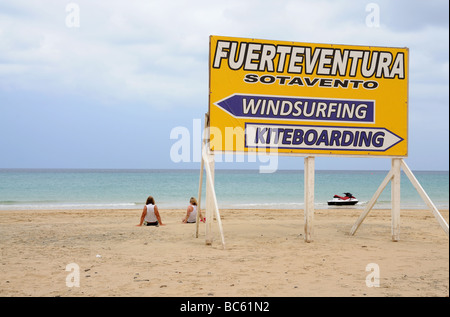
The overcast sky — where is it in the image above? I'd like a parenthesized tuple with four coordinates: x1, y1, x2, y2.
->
(0, 0, 448, 170)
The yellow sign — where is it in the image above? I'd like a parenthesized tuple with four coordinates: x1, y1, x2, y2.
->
(209, 35, 408, 157)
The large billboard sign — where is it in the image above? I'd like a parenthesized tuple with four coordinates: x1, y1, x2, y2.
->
(209, 35, 408, 157)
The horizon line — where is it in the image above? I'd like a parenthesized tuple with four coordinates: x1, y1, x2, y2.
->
(0, 167, 448, 173)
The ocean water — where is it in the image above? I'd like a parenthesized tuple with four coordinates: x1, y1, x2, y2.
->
(0, 169, 448, 211)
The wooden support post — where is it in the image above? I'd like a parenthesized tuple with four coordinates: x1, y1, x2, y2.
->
(195, 148, 204, 238)
(400, 160, 449, 236)
(391, 158, 401, 241)
(350, 168, 394, 236)
(195, 114, 208, 239)
(304, 156, 315, 243)
(351, 158, 448, 240)
(205, 151, 215, 245)
(202, 147, 226, 249)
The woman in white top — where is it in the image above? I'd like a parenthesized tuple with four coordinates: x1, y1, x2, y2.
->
(182, 197, 204, 223)
(137, 196, 164, 226)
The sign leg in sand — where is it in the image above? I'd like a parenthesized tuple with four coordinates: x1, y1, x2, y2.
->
(350, 158, 449, 240)
(197, 35, 446, 246)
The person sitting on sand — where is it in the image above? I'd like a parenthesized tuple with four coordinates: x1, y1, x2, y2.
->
(182, 197, 205, 223)
(137, 196, 164, 226)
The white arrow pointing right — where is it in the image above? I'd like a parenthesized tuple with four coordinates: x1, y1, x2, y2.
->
(245, 123, 404, 152)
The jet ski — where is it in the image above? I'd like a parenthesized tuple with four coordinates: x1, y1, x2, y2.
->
(327, 192, 358, 206)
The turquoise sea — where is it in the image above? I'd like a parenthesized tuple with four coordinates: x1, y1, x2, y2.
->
(0, 169, 448, 211)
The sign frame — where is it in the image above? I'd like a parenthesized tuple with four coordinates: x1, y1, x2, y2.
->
(208, 35, 409, 158)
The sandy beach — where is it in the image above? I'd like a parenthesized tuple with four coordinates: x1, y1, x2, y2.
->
(0, 208, 448, 297)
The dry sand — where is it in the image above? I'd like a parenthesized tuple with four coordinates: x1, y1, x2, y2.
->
(0, 208, 448, 297)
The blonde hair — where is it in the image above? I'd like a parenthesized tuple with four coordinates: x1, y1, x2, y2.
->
(189, 197, 197, 206)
